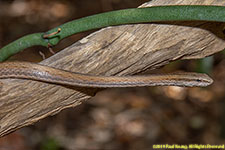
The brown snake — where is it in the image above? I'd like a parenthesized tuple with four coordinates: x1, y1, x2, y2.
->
(0, 61, 213, 87)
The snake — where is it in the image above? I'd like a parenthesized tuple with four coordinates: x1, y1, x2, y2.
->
(0, 5, 224, 87)
(0, 61, 213, 87)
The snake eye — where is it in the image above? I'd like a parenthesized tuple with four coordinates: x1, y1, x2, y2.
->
(196, 79, 201, 82)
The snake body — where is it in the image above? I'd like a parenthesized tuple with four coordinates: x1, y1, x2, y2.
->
(0, 62, 213, 87)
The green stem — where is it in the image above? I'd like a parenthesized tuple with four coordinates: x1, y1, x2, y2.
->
(0, 33, 47, 61)
(0, 5, 225, 61)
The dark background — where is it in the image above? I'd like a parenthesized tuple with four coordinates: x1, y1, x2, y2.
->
(0, 0, 225, 150)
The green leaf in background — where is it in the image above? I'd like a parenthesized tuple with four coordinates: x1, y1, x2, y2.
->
(41, 137, 60, 150)
(196, 56, 214, 74)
